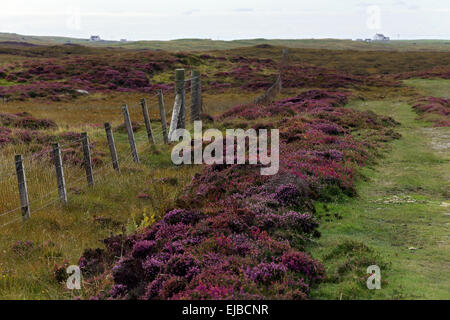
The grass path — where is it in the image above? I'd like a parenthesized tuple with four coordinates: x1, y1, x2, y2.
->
(309, 97, 449, 299)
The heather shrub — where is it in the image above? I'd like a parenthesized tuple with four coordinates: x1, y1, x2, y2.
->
(412, 97, 449, 127)
(281, 251, 325, 283)
(78, 248, 106, 276)
(162, 209, 202, 225)
(0, 112, 57, 130)
(245, 262, 287, 284)
(53, 260, 70, 283)
(112, 256, 144, 289)
(78, 89, 399, 300)
(131, 240, 156, 259)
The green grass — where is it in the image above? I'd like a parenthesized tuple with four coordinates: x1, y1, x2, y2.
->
(309, 98, 450, 299)
(403, 78, 450, 98)
(0, 78, 18, 86)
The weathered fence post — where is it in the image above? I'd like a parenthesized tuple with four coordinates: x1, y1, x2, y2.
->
(175, 68, 186, 129)
(157, 90, 169, 144)
(52, 144, 68, 204)
(190, 70, 202, 123)
(104, 123, 120, 171)
(140, 98, 155, 144)
(122, 104, 140, 163)
(168, 93, 182, 142)
(168, 69, 186, 141)
(15, 155, 30, 221)
(81, 132, 94, 186)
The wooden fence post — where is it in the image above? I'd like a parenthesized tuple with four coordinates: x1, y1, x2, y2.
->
(140, 98, 155, 144)
(157, 90, 169, 144)
(104, 123, 120, 171)
(175, 68, 186, 129)
(168, 93, 182, 142)
(122, 104, 140, 163)
(190, 70, 202, 123)
(15, 155, 30, 221)
(81, 132, 94, 186)
(52, 144, 68, 204)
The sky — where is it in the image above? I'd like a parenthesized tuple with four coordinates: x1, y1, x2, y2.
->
(0, 0, 449, 40)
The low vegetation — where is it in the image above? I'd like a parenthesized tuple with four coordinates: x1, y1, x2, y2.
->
(0, 40, 448, 299)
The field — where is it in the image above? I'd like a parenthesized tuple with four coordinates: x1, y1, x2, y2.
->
(0, 38, 449, 299)
(1, 32, 450, 52)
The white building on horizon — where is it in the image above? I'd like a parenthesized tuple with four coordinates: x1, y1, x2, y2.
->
(373, 33, 390, 41)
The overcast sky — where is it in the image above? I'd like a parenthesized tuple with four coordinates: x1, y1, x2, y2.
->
(0, 0, 448, 40)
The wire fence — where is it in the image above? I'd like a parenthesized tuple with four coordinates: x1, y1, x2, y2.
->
(0, 130, 163, 230)
(0, 56, 286, 231)
(0, 89, 176, 230)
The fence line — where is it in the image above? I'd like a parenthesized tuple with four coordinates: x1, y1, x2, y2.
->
(0, 133, 151, 230)
(0, 97, 172, 225)
(0, 55, 286, 229)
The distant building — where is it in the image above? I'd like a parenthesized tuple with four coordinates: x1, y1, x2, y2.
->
(90, 35, 101, 41)
(373, 33, 390, 41)
(364, 38, 372, 43)
(355, 38, 364, 42)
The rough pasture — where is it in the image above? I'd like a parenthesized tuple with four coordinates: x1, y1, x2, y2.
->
(2, 44, 449, 102)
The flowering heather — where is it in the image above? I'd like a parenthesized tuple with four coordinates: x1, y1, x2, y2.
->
(272, 184, 305, 209)
(0, 112, 57, 129)
(279, 212, 319, 234)
(0, 48, 402, 101)
(412, 97, 450, 127)
(0, 51, 178, 101)
(394, 66, 450, 80)
(78, 89, 399, 300)
(0, 112, 107, 165)
(0, 126, 12, 147)
(162, 209, 202, 225)
(246, 262, 287, 284)
(281, 251, 325, 282)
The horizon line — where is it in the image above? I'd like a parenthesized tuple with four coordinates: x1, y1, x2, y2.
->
(1, 32, 450, 42)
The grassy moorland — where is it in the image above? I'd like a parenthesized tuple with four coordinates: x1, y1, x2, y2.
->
(1, 32, 450, 52)
(0, 41, 449, 299)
